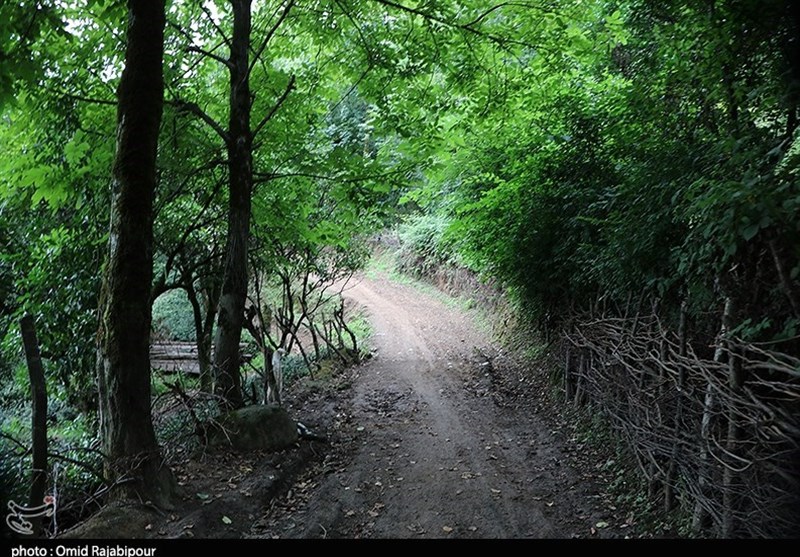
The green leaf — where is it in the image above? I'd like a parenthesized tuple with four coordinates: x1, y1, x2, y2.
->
(64, 130, 91, 168)
(741, 223, 759, 241)
(22, 166, 48, 189)
(606, 10, 623, 26)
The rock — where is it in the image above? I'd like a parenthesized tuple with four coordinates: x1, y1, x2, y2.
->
(205, 404, 298, 452)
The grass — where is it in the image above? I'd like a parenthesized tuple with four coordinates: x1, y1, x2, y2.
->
(364, 249, 397, 280)
(346, 309, 374, 359)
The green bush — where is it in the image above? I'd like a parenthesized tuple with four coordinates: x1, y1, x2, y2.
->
(152, 289, 196, 342)
(395, 213, 458, 278)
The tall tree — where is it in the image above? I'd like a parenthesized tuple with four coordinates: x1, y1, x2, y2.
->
(212, 0, 254, 409)
(95, 0, 175, 506)
(211, 0, 295, 408)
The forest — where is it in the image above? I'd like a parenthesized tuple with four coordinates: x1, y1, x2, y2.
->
(1, 0, 799, 540)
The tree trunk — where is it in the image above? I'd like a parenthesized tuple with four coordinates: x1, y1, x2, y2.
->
(20, 314, 47, 538)
(96, 0, 175, 507)
(198, 309, 215, 394)
(573, 351, 585, 408)
(186, 278, 215, 393)
(213, 0, 253, 409)
(339, 301, 360, 354)
(563, 345, 573, 401)
(308, 315, 322, 361)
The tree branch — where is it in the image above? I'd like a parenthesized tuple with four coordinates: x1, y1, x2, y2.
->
(154, 157, 226, 218)
(166, 19, 193, 42)
(186, 45, 234, 70)
(6, 6, 39, 58)
(254, 167, 407, 184)
(462, 2, 544, 28)
(369, 0, 539, 50)
(153, 177, 225, 302)
(47, 451, 106, 482)
(201, 4, 232, 48)
(369, 0, 475, 31)
(334, 0, 376, 66)
(169, 99, 230, 143)
(58, 92, 116, 106)
(253, 75, 296, 140)
(249, 0, 296, 76)
(0, 431, 29, 454)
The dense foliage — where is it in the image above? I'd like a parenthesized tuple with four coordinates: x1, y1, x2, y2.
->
(402, 1, 800, 349)
(1, 0, 798, 539)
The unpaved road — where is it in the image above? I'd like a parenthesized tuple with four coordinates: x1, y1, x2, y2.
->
(60, 270, 636, 540)
(249, 272, 628, 539)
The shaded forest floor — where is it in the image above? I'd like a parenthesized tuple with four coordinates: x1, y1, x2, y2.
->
(65, 270, 658, 539)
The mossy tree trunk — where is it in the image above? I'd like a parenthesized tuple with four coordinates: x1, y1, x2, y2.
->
(96, 0, 175, 507)
(212, 0, 253, 410)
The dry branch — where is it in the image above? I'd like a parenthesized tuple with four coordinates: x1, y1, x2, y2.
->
(563, 311, 800, 538)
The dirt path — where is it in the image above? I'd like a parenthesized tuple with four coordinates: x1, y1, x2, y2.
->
(80, 270, 630, 540)
(249, 272, 628, 539)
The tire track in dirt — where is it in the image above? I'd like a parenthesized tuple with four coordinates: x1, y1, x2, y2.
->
(341, 277, 534, 538)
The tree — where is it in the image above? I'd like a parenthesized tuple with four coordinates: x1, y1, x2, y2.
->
(95, 0, 175, 506)
(399, 0, 800, 537)
(212, 0, 260, 409)
(0, 0, 123, 414)
(174, 0, 527, 408)
(169, 0, 298, 409)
